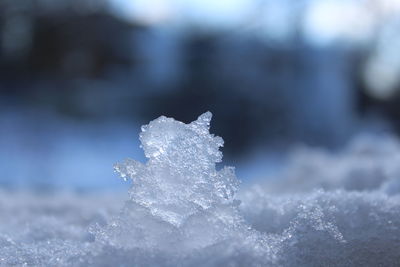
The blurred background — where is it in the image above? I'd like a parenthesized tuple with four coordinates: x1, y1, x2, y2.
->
(1, 0, 400, 191)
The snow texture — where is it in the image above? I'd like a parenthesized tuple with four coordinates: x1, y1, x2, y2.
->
(1, 112, 400, 266)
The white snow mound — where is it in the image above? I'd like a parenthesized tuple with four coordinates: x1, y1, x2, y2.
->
(1, 112, 400, 266)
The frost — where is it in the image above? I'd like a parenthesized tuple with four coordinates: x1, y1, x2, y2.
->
(1, 113, 400, 266)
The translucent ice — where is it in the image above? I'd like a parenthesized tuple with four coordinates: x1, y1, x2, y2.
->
(113, 112, 239, 227)
(96, 112, 252, 254)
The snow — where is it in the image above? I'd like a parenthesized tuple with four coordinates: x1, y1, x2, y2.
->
(113, 112, 239, 227)
(255, 134, 400, 195)
(1, 112, 400, 266)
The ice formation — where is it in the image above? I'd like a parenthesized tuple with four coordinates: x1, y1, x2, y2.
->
(95, 112, 252, 254)
(1, 112, 400, 266)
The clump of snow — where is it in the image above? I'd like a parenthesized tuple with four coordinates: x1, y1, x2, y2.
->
(113, 112, 239, 227)
(94, 112, 251, 254)
(1, 112, 400, 266)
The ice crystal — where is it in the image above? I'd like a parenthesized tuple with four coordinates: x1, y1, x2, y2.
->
(95, 112, 250, 254)
(114, 112, 239, 227)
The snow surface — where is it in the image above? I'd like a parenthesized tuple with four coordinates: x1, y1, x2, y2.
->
(1, 112, 400, 266)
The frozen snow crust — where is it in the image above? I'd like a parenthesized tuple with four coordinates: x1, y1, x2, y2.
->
(1, 112, 400, 266)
